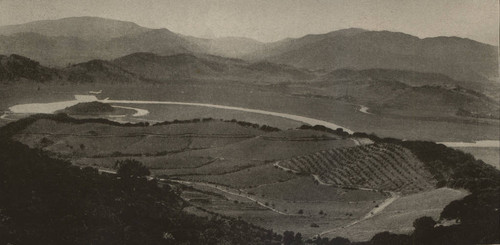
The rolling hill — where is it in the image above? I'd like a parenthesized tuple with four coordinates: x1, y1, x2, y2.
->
(0, 16, 148, 41)
(290, 69, 500, 119)
(64, 59, 143, 83)
(0, 54, 59, 82)
(185, 36, 265, 58)
(257, 29, 498, 82)
(111, 52, 315, 82)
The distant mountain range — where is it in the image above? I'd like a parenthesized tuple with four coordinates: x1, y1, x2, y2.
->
(0, 17, 498, 82)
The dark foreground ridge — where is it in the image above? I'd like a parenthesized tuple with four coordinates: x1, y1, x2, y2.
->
(0, 125, 282, 244)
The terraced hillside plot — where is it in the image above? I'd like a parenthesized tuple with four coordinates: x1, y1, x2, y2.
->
(14, 119, 264, 157)
(176, 176, 387, 238)
(13, 118, 357, 175)
(279, 143, 437, 193)
(74, 130, 353, 175)
(179, 164, 298, 188)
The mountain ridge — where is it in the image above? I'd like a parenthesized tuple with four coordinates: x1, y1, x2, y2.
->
(0, 16, 497, 83)
(0, 16, 149, 41)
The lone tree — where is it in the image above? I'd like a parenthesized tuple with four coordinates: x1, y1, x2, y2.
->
(114, 159, 150, 179)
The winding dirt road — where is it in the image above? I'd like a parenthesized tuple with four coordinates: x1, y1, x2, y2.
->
(97, 168, 295, 216)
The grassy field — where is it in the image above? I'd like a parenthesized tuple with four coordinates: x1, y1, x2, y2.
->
(13, 117, 355, 174)
(178, 164, 297, 188)
(328, 188, 469, 241)
(177, 177, 386, 238)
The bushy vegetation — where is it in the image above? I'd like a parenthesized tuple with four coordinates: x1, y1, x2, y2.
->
(0, 136, 282, 244)
(115, 159, 151, 178)
(224, 119, 280, 132)
(151, 117, 281, 132)
(298, 125, 349, 137)
(62, 101, 115, 114)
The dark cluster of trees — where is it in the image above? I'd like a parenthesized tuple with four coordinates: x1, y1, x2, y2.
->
(298, 125, 349, 137)
(62, 101, 115, 114)
(147, 117, 281, 132)
(225, 119, 281, 132)
(153, 117, 216, 126)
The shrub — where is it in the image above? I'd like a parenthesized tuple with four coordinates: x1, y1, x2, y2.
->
(114, 159, 150, 178)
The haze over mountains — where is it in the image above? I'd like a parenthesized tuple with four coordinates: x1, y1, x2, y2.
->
(1, 16, 499, 120)
(0, 16, 498, 83)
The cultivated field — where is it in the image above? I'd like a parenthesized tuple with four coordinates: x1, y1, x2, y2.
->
(279, 143, 437, 193)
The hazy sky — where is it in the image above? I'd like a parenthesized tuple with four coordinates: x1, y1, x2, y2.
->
(0, 0, 498, 45)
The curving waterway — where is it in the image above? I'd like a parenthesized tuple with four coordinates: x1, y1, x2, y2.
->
(7, 94, 500, 148)
(8, 94, 353, 133)
(438, 140, 500, 148)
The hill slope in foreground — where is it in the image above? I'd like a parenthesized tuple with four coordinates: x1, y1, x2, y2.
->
(3, 114, 499, 243)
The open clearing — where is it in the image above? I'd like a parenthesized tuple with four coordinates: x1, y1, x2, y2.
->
(326, 188, 469, 241)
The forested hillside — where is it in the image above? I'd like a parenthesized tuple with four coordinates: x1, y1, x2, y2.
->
(0, 126, 282, 245)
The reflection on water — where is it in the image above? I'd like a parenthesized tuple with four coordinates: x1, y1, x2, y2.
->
(111, 106, 149, 117)
(439, 140, 500, 148)
(8, 94, 353, 133)
(9, 95, 98, 114)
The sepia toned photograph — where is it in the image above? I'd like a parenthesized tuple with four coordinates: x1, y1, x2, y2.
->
(0, 0, 498, 244)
